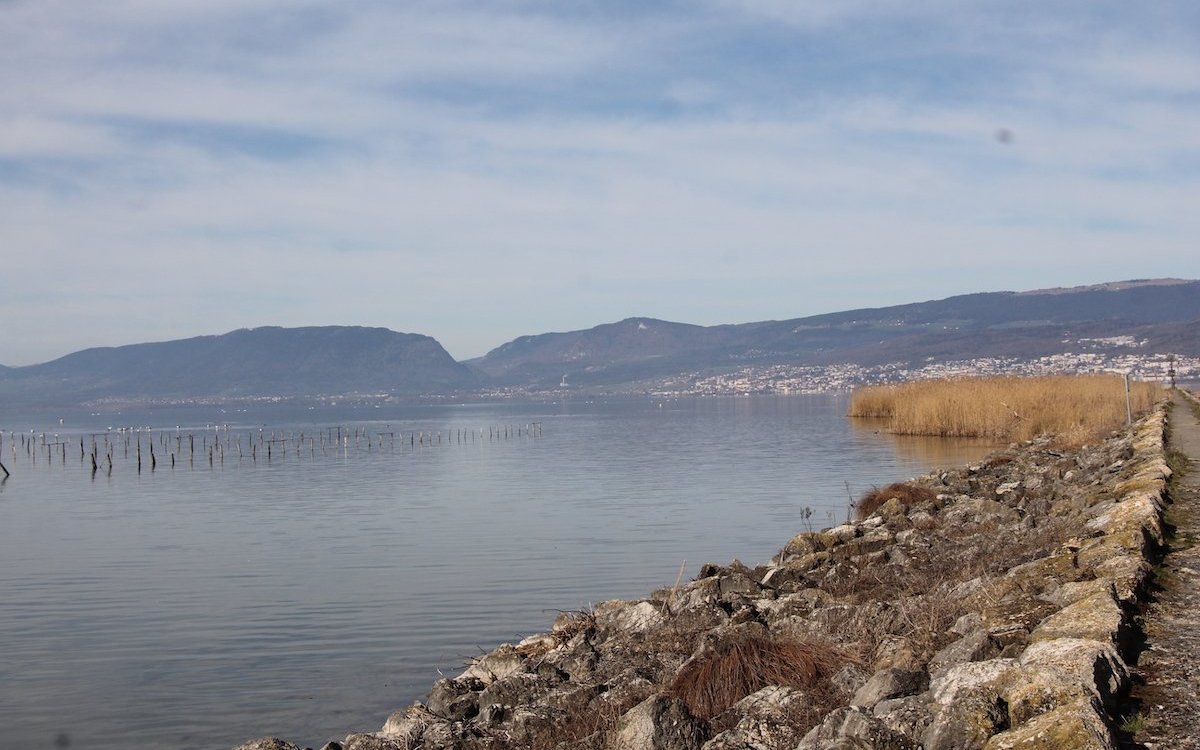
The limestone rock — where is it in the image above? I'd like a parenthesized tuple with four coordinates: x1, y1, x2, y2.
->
(609, 695, 706, 750)
(1047, 578, 1112, 608)
(989, 665, 1096, 725)
(426, 678, 483, 721)
(380, 703, 440, 741)
(851, 668, 927, 707)
(922, 689, 1007, 750)
(983, 700, 1115, 749)
(928, 659, 1017, 705)
(596, 599, 666, 635)
(797, 706, 920, 749)
(456, 644, 527, 684)
(1017, 638, 1128, 709)
(703, 686, 807, 749)
(478, 672, 553, 712)
(873, 695, 935, 739)
(1030, 590, 1126, 648)
(928, 630, 1001, 676)
(342, 734, 404, 750)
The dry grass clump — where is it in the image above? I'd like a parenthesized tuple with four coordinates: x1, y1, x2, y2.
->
(854, 482, 939, 520)
(849, 374, 1163, 443)
(550, 608, 596, 645)
(668, 633, 847, 719)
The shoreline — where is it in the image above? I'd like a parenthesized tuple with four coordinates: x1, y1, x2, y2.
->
(238, 401, 1174, 750)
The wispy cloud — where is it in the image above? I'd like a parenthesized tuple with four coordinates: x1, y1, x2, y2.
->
(1, 1, 1197, 364)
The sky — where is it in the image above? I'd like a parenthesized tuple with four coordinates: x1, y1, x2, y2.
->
(2, 1, 1199, 366)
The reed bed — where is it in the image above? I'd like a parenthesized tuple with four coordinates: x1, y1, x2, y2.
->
(848, 374, 1163, 444)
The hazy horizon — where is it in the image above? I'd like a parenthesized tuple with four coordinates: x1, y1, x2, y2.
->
(2, 276, 1196, 369)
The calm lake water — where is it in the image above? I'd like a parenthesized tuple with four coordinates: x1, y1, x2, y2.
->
(0, 395, 994, 749)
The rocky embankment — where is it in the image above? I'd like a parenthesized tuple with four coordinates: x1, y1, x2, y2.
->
(239, 404, 1172, 750)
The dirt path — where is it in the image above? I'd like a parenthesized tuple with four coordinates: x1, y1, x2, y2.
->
(1129, 391, 1200, 749)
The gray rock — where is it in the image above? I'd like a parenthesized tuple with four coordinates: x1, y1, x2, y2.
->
(950, 612, 983, 635)
(928, 659, 1017, 705)
(718, 573, 762, 598)
(478, 672, 552, 711)
(609, 694, 706, 750)
(427, 677, 483, 721)
(797, 706, 920, 749)
(927, 630, 1001, 676)
(342, 735, 403, 750)
(851, 668, 927, 707)
(873, 695, 934, 739)
(379, 703, 440, 741)
(830, 663, 871, 697)
(921, 690, 1007, 750)
(702, 686, 808, 750)
(1017, 637, 1129, 710)
(456, 644, 527, 684)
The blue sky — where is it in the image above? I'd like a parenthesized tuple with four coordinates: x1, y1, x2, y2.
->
(2, 1, 1198, 365)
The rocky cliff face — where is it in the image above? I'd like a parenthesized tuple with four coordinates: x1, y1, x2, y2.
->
(238, 405, 1171, 750)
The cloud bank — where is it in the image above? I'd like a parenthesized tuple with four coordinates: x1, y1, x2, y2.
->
(1, 0, 1198, 364)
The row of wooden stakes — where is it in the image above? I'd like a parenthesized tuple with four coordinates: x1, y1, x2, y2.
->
(0, 422, 545, 477)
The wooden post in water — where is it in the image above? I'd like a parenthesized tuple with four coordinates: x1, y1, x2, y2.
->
(0, 459, 9, 479)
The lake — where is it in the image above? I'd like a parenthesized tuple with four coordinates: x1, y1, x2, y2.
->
(0, 395, 995, 749)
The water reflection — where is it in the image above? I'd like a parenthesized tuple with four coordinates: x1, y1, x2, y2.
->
(848, 417, 999, 470)
(0, 395, 1006, 750)
(885, 433, 999, 468)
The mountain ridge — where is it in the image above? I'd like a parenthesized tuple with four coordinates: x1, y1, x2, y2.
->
(0, 325, 476, 406)
(2, 279, 1198, 406)
(468, 279, 1200, 387)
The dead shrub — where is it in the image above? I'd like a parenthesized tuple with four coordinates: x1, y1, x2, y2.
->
(550, 608, 596, 646)
(855, 482, 938, 520)
(668, 633, 847, 719)
(983, 454, 1016, 469)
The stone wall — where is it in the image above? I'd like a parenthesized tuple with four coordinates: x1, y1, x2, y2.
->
(237, 403, 1172, 750)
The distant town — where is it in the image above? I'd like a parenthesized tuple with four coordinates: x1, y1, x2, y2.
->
(473, 340, 1198, 402)
(645, 348, 1196, 398)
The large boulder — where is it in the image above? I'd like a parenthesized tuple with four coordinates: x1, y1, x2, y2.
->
(797, 706, 920, 749)
(609, 694, 706, 750)
(983, 700, 1115, 749)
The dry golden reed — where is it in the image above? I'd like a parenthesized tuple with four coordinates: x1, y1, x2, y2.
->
(848, 374, 1163, 444)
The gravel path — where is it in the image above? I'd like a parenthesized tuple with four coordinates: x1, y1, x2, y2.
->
(1129, 391, 1200, 749)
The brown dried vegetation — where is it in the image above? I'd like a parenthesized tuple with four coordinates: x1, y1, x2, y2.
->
(854, 482, 939, 520)
(668, 633, 848, 719)
(849, 373, 1164, 443)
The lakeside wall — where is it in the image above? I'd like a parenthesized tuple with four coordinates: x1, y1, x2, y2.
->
(237, 401, 1175, 750)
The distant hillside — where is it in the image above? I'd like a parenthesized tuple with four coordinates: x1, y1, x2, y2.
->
(4, 280, 1197, 406)
(469, 279, 1200, 387)
(0, 326, 476, 406)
